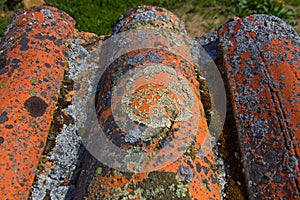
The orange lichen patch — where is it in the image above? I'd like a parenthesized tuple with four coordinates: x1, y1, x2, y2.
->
(78, 32, 99, 44)
(218, 14, 300, 199)
(162, 152, 220, 199)
(66, 90, 75, 102)
(39, 159, 57, 173)
(128, 84, 167, 120)
(0, 6, 76, 199)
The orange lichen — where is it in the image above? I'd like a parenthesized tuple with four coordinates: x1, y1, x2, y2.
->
(0, 6, 76, 199)
(74, 5, 221, 200)
(2, 4, 298, 200)
(218, 14, 300, 199)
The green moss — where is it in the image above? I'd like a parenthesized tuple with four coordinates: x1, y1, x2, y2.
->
(29, 89, 37, 96)
(0, 81, 7, 88)
(95, 167, 103, 175)
(30, 78, 37, 84)
(133, 171, 191, 199)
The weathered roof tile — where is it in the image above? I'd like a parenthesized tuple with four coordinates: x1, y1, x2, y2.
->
(0, 6, 76, 199)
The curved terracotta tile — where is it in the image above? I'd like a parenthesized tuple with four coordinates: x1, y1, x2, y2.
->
(75, 6, 221, 199)
(29, 33, 109, 199)
(0, 6, 76, 199)
(217, 15, 300, 199)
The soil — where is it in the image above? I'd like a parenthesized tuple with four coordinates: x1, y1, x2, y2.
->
(173, 4, 300, 37)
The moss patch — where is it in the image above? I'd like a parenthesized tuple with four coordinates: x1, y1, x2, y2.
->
(135, 171, 191, 199)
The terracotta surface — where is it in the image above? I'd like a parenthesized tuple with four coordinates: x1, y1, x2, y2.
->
(0, 6, 76, 199)
(0, 4, 299, 200)
(75, 6, 221, 199)
(217, 15, 300, 199)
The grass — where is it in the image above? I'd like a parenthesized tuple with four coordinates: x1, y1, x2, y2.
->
(179, 0, 297, 33)
(45, 0, 186, 35)
(0, 0, 299, 36)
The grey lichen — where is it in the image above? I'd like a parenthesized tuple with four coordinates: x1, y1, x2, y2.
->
(169, 183, 188, 198)
(125, 128, 142, 143)
(30, 39, 94, 200)
(40, 9, 54, 21)
(177, 165, 194, 183)
(113, 6, 187, 35)
(121, 64, 194, 129)
(30, 124, 83, 200)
